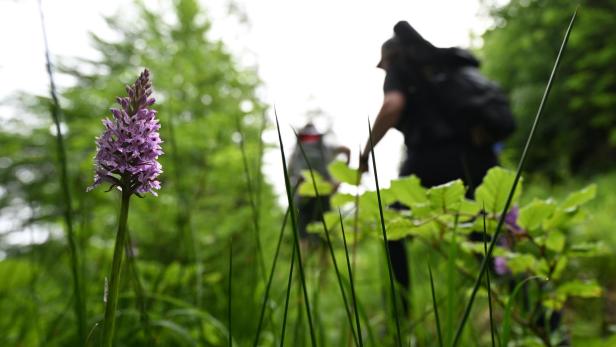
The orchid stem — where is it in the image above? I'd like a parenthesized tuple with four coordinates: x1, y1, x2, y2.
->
(102, 189, 131, 347)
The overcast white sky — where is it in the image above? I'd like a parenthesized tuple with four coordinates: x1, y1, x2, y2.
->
(0, 0, 497, 205)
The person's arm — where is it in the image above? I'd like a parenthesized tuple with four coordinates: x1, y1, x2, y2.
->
(332, 145, 351, 164)
(359, 90, 406, 172)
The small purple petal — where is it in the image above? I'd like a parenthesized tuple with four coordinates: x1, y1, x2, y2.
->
(494, 256, 510, 275)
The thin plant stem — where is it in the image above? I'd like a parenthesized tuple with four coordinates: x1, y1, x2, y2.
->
(445, 214, 460, 346)
(102, 189, 131, 347)
(235, 114, 267, 281)
(351, 145, 362, 274)
(428, 263, 443, 347)
(228, 239, 233, 347)
(451, 9, 578, 346)
(36, 0, 85, 342)
(125, 231, 153, 344)
(275, 112, 317, 347)
(340, 210, 364, 347)
(482, 212, 496, 347)
(294, 131, 359, 346)
(253, 198, 295, 347)
(367, 120, 403, 347)
(280, 244, 297, 347)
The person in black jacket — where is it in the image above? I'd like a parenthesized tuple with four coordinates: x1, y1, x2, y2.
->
(359, 21, 500, 314)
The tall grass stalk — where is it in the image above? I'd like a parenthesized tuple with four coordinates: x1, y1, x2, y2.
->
(482, 212, 496, 347)
(37, 0, 86, 342)
(102, 189, 131, 347)
(451, 9, 578, 346)
(280, 245, 297, 347)
(444, 214, 460, 346)
(501, 276, 544, 346)
(340, 210, 364, 347)
(428, 263, 443, 347)
(235, 114, 267, 280)
(294, 133, 360, 346)
(228, 239, 233, 347)
(125, 231, 153, 343)
(275, 113, 317, 347)
(253, 202, 293, 347)
(367, 120, 403, 347)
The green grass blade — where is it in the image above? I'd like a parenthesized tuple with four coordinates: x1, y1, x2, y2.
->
(228, 239, 233, 347)
(280, 245, 297, 347)
(37, 0, 86, 342)
(482, 212, 496, 347)
(253, 203, 293, 347)
(367, 119, 403, 347)
(445, 214, 459, 346)
(501, 276, 544, 346)
(275, 113, 317, 347)
(235, 114, 267, 281)
(451, 9, 578, 346)
(125, 231, 153, 344)
(340, 210, 364, 347)
(428, 263, 443, 347)
(294, 131, 359, 346)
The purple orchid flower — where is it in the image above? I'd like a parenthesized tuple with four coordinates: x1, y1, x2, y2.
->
(88, 69, 163, 196)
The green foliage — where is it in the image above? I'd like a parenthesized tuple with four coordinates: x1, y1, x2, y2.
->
(481, 0, 616, 177)
(311, 165, 603, 344)
(0, 0, 281, 345)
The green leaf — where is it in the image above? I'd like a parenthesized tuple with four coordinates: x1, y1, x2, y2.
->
(561, 184, 597, 211)
(475, 167, 522, 214)
(427, 179, 465, 212)
(552, 256, 568, 281)
(328, 160, 359, 185)
(331, 193, 355, 207)
(518, 199, 556, 233)
(389, 175, 428, 207)
(545, 231, 566, 252)
(306, 211, 340, 235)
(385, 218, 414, 240)
(568, 242, 608, 257)
(506, 253, 537, 274)
(459, 199, 480, 215)
(557, 280, 603, 302)
(298, 170, 333, 197)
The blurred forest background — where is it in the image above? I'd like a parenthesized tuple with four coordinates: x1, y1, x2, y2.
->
(1, 0, 615, 346)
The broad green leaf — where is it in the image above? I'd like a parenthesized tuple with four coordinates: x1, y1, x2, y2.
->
(518, 199, 556, 233)
(552, 256, 568, 281)
(545, 231, 566, 252)
(543, 292, 567, 310)
(459, 199, 480, 215)
(558, 280, 603, 298)
(358, 188, 395, 216)
(561, 184, 597, 211)
(306, 211, 340, 235)
(427, 179, 465, 212)
(328, 160, 359, 185)
(568, 242, 608, 257)
(385, 218, 414, 240)
(506, 253, 537, 274)
(475, 167, 522, 214)
(536, 259, 550, 277)
(389, 175, 428, 207)
(331, 193, 355, 207)
(298, 170, 333, 197)
(543, 209, 567, 230)
(459, 242, 507, 256)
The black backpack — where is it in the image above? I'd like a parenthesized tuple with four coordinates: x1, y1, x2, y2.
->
(392, 21, 516, 147)
(427, 58, 517, 146)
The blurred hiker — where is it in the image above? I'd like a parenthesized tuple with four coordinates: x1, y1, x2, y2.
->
(288, 122, 351, 246)
(359, 21, 515, 314)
